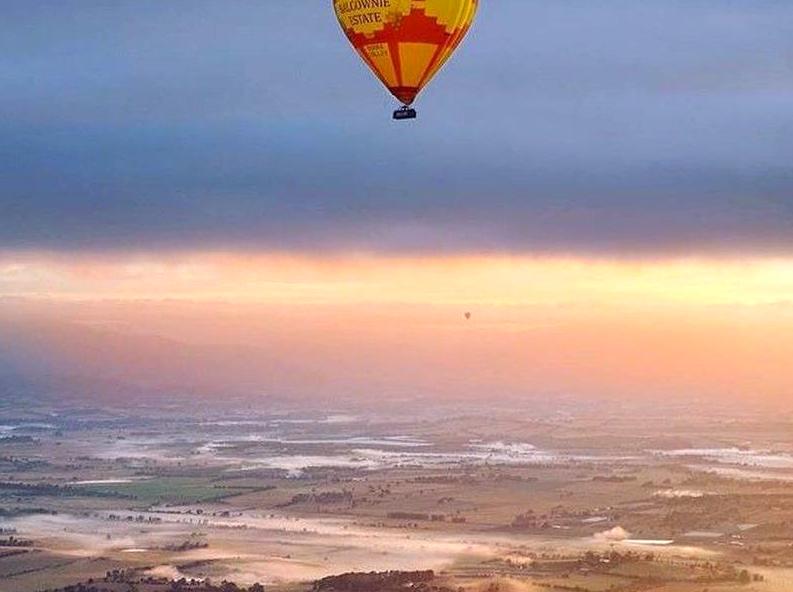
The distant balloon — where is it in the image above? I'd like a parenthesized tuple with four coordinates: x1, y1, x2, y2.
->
(333, 0, 479, 119)
(465, 312, 472, 320)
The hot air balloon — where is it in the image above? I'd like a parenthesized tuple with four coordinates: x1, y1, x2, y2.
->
(333, 0, 479, 120)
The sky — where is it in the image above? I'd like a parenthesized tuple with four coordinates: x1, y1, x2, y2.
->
(1, 2, 792, 404)
(2, 0, 792, 254)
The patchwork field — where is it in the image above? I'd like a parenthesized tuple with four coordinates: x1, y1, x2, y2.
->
(1, 401, 792, 591)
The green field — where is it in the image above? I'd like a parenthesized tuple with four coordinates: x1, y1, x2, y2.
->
(74, 477, 240, 505)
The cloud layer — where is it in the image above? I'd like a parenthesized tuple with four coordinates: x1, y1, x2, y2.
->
(2, 1, 792, 253)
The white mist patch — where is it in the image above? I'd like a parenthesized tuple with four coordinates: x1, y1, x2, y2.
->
(0, 422, 56, 431)
(695, 466, 793, 482)
(594, 526, 630, 542)
(622, 539, 675, 546)
(345, 441, 622, 470)
(8, 512, 192, 557)
(70, 477, 152, 485)
(147, 565, 199, 582)
(240, 454, 381, 476)
(231, 439, 632, 476)
(654, 448, 793, 469)
(270, 415, 358, 425)
(259, 436, 431, 448)
(654, 489, 709, 499)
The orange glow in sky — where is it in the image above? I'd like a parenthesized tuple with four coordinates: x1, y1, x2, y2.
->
(2, 251, 792, 308)
(2, 251, 792, 403)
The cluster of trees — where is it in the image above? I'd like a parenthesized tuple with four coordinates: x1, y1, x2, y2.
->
(0, 535, 33, 547)
(107, 513, 162, 523)
(313, 570, 439, 592)
(591, 475, 636, 483)
(0, 506, 56, 518)
(412, 475, 474, 484)
(163, 580, 264, 592)
(0, 435, 37, 444)
(163, 539, 209, 552)
(0, 454, 46, 470)
(42, 574, 267, 592)
(580, 550, 653, 568)
(511, 505, 613, 530)
(285, 490, 353, 506)
(577, 553, 764, 585)
(727, 568, 764, 584)
(0, 481, 131, 499)
(387, 512, 432, 521)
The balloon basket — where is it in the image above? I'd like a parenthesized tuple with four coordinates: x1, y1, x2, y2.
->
(393, 106, 417, 121)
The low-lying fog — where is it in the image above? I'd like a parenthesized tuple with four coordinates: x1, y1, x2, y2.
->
(9, 508, 716, 585)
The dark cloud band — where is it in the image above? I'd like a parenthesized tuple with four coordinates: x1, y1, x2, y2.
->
(2, 1, 792, 254)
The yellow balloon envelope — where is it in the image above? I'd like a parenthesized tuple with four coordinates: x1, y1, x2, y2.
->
(333, 0, 479, 113)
